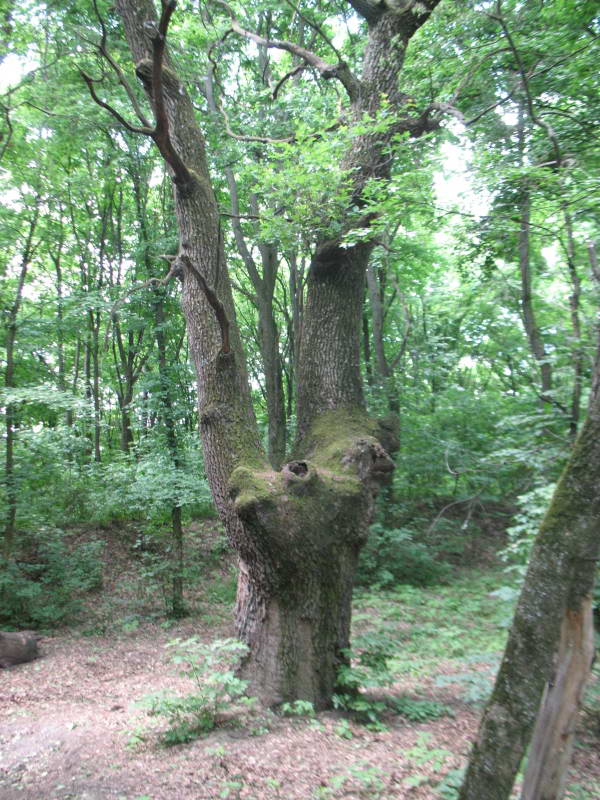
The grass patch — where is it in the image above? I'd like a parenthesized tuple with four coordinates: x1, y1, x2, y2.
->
(353, 568, 511, 681)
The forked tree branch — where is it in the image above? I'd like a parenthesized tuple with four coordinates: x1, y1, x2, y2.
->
(82, 0, 195, 193)
(79, 70, 153, 134)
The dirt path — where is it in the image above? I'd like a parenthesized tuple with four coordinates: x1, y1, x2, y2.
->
(0, 623, 482, 800)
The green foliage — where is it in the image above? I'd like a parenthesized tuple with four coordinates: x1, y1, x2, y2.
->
(280, 699, 316, 718)
(358, 521, 453, 588)
(91, 437, 211, 525)
(354, 570, 509, 681)
(0, 527, 103, 627)
(501, 484, 556, 574)
(334, 631, 395, 730)
(490, 484, 557, 608)
(315, 762, 387, 799)
(434, 654, 500, 705)
(141, 637, 255, 745)
(392, 696, 451, 722)
(401, 733, 455, 789)
(435, 767, 466, 799)
(565, 782, 600, 800)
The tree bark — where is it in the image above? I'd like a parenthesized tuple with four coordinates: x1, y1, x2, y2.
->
(458, 333, 600, 800)
(520, 597, 594, 800)
(113, 0, 439, 708)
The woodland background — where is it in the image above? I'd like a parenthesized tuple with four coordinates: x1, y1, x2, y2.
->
(1, 1, 600, 798)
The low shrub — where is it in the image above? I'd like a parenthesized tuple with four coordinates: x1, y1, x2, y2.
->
(0, 526, 103, 627)
(141, 637, 256, 745)
(357, 522, 452, 589)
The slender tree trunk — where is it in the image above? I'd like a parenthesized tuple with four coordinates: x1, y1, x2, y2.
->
(563, 211, 583, 438)
(2, 203, 40, 563)
(208, 65, 287, 471)
(459, 334, 600, 800)
(366, 262, 399, 414)
(518, 188, 552, 400)
(516, 104, 552, 402)
(91, 312, 102, 462)
(363, 310, 373, 388)
(152, 285, 187, 618)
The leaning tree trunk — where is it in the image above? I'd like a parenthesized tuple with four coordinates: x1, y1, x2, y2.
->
(112, 0, 439, 708)
(458, 334, 600, 799)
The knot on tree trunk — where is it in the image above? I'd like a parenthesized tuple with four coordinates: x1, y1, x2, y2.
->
(342, 438, 394, 490)
(281, 460, 318, 494)
(134, 57, 180, 95)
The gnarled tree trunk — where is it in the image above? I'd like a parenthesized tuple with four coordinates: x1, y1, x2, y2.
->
(111, 0, 439, 708)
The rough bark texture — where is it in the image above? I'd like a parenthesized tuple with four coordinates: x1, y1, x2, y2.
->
(114, 0, 439, 708)
(458, 337, 600, 800)
(521, 598, 595, 800)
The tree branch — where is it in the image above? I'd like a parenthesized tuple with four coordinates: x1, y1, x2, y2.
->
(346, 0, 385, 26)
(179, 254, 231, 355)
(491, 0, 562, 167)
(149, 1, 195, 192)
(282, 0, 342, 61)
(79, 70, 154, 135)
(84, 0, 196, 194)
(273, 63, 307, 99)
(214, 0, 362, 102)
(92, 0, 152, 128)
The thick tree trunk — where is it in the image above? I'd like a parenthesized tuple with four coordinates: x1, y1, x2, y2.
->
(114, 0, 438, 708)
(458, 338, 600, 800)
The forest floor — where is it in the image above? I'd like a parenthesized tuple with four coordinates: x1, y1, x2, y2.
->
(1, 520, 599, 800)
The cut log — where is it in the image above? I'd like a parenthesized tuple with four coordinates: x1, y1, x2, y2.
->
(0, 631, 40, 667)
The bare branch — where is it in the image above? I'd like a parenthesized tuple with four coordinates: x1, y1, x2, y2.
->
(79, 69, 154, 135)
(216, 91, 294, 143)
(92, 0, 152, 128)
(273, 63, 307, 99)
(214, 0, 361, 102)
(146, 1, 195, 192)
(282, 0, 342, 61)
(179, 255, 231, 355)
(424, 101, 467, 126)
